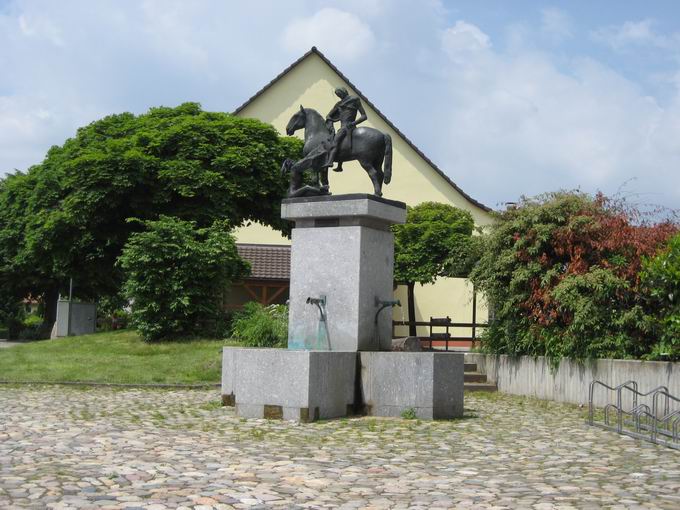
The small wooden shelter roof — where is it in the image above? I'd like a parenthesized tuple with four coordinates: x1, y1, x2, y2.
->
(237, 243, 290, 281)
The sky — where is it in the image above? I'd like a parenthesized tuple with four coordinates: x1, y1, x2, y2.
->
(1, 0, 680, 212)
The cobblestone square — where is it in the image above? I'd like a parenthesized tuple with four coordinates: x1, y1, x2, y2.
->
(1, 386, 678, 509)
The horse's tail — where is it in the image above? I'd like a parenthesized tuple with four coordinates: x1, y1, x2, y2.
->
(382, 133, 393, 184)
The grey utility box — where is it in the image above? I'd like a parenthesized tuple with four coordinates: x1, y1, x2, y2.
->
(55, 300, 96, 337)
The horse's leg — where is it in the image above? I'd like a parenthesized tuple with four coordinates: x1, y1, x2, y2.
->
(373, 155, 385, 184)
(359, 160, 383, 197)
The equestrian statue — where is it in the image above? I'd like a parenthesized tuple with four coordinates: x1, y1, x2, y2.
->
(281, 87, 393, 198)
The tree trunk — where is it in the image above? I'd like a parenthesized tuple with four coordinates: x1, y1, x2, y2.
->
(42, 286, 60, 338)
(407, 281, 416, 337)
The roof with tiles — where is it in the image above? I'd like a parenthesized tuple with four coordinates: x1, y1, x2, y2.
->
(237, 243, 291, 281)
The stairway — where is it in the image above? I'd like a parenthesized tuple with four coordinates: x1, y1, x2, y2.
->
(463, 362, 497, 392)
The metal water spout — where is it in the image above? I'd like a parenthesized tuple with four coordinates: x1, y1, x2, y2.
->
(306, 295, 327, 321)
(306, 295, 329, 350)
(374, 297, 401, 350)
(374, 297, 401, 325)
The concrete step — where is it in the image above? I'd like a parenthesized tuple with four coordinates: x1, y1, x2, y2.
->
(464, 382, 498, 392)
(463, 372, 487, 383)
(464, 363, 477, 372)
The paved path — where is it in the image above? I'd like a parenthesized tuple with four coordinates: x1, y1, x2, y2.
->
(0, 340, 21, 348)
(1, 386, 678, 509)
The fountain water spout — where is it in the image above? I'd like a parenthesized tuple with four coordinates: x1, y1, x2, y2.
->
(374, 297, 401, 350)
(306, 295, 329, 350)
(374, 297, 401, 325)
(306, 295, 327, 322)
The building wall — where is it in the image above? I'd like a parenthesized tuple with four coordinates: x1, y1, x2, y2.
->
(393, 278, 488, 338)
(234, 52, 492, 332)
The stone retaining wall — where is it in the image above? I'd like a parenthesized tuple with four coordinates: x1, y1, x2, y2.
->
(465, 353, 680, 409)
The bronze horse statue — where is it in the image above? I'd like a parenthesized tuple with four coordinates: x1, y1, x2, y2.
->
(281, 106, 392, 197)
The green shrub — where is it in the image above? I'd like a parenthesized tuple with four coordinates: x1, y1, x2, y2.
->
(118, 216, 249, 342)
(96, 296, 132, 331)
(231, 302, 288, 348)
(98, 309, 131, 331)
(23, 313, 43, 328)
(0, 295, 25, 340)
(14, 313, 45, 340)
(470, 192, 677, 365)
(401, 407, 417, 420)
(18, 324, 44, 341)
(641, 232, 680, 360)
(18, 325, 44, 340)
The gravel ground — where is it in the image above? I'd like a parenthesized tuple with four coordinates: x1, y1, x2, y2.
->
(0, 386, 678, 509)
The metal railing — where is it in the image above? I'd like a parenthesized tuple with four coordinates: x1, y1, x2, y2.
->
(588, 379, 680, 450)
(391, 319, 488, 351)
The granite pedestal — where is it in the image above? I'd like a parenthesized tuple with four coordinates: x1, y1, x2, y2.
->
(359, 351, 465, 419)
(221, 348, 356, 421)
(282, 194, 406, 352)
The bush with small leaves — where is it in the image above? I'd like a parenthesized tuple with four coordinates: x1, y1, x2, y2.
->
(231, 302, 288, 348)
(118, 216, 249, 342)
(470, 191, 677, 365)
(641, 232, 680, 360)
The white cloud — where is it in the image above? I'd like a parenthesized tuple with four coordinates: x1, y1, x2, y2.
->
(436, 31, 680, 209)
(0, 95, 83, 171)
(281, 8, 375, 61)
(441, 21, 491, 63)
(592, 19, 680, 52)
(17, 13, 64, 46)
(0, 0, 303, 176)
(1, 1, 679, 212)
(541, 8, 572, 42)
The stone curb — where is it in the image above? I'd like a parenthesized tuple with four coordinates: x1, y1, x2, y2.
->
(0, 380, 220, 389)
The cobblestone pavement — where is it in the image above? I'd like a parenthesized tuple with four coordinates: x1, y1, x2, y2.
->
(1, 387, 679, 509)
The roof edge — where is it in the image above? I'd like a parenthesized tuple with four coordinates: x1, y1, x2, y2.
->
(233, 46, 492, 213)
(236, 243, 290, 249)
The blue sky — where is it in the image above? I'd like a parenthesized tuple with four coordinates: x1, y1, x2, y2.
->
(1, 0, 680, 211)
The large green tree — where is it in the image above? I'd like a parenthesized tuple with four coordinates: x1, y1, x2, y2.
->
(0, 103, 302, 334)
(393, 202, 476, 336)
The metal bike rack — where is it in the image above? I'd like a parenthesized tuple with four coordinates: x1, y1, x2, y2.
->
(588, 380, 680, 450)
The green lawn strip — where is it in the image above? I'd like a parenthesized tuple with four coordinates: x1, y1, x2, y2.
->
(0, 330, 241, 384)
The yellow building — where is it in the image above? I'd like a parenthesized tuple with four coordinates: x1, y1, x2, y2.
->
(232, 47, 494, 345)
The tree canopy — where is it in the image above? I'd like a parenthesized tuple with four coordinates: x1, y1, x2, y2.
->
(0, 103, 302, 333)
(393, 202, 476, 335)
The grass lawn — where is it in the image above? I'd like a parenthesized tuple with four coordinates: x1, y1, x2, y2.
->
(0, 330, 240, 384)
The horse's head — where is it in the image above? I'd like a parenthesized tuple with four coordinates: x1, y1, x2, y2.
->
(286, 105, 306, 136)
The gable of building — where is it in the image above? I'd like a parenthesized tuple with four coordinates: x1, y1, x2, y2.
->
(233, 47, 493, 245)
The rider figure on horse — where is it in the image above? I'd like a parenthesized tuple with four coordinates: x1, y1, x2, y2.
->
(323, 87, 367, 172)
